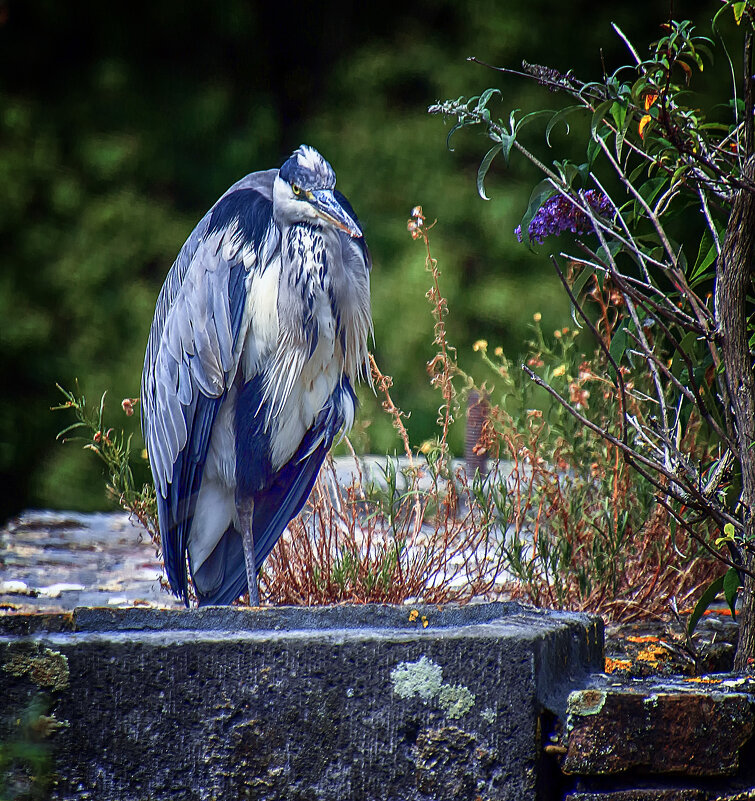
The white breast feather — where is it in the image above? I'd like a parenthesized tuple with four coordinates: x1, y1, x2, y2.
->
(241, 259, 280, 379)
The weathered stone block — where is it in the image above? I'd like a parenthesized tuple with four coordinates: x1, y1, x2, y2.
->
(567, 791, 755, 801)
(565, 791, 710, 801)
(0, 602, 602, 801)
(564, 679, 755, 777)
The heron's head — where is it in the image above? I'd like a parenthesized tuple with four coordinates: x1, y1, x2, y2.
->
(273, 145, 362, 238)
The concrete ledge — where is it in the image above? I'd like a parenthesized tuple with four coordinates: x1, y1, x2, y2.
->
(1, 602, 602, 801)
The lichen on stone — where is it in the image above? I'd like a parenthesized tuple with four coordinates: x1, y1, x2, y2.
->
(438, 683, 476, 719)
(390, 656, 477, 720)
(566, 688, 606, 718)
(480, 706, 497, 724)
(390, 655, 443, 701)
(3, 643, 70, 691)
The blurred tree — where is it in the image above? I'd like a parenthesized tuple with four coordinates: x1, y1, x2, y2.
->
(0, 0, 710, 518)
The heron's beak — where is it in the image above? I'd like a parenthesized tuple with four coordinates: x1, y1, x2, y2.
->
(309, 190, 362, 238)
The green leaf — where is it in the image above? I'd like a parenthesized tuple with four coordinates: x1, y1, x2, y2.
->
(628, 160, 648, 185)
(515, 109, 552, 132)
(615, 101, 633, 161)
(609, 323, 629, 365)
(477, 143, 503, 200)
(610, 101, 627, 131)
(569, 264, 596, 327)
(476, 88, 501, 109)
(590, 100, 613, 139)
(55, 421, 87, 441)
(638, 176, 667, 208)
(689, 232, 718, 286)
(552, 159, 586, 188)
(500, 132, 516, 165)
(586, 134, 603, 166)
(688, 573, 725, 636)
(671, 331, 697, 380)
(723, 567, 740, 619)
(733, 2, 746, 24)
(446, 119, 475, 151)
(595, 239, 622, 265)
(545, 105, 584, 146)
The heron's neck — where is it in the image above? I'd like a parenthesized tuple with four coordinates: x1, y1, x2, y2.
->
(283, 223, 337, 289)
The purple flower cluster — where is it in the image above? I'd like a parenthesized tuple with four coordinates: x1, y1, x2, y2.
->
(515, 189, 613, 244)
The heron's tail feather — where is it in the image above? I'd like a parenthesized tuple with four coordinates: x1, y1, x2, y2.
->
(194, 524, 248, 606)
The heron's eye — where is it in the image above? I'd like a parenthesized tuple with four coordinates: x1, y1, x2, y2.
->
(292, 184, 302, 197)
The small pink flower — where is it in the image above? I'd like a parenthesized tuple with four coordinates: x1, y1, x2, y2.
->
(122, 397, 139, 417)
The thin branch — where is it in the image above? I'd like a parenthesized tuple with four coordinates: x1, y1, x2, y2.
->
(585, 200, 673, 455)
(656, 496, 755, 580)
(570, 247, 704, 333)
(588, 171, 655, 286)
(611, 22, 643, 68)
(698, 184, 723, 258)
(549, 254, 628, 448)
(522, 364, 741, 530)
(597, 136, 677, 267)
(624, 302, 736, 453)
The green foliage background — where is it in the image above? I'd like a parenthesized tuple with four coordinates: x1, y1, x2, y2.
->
(0, 0, 710, 519)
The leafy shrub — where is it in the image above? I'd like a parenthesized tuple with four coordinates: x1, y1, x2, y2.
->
(471, 280, 718, 620)
(429, 4, 755, 662)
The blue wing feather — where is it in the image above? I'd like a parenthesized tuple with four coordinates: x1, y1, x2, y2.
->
(253, 381, 355, 564)
(159, 393, 223, 599)
(142, 178, 276, 604)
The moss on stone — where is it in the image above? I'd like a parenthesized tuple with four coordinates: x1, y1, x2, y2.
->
(390, 655, 476, 720)
(567, 688, 606, 718)
(3, 642, 69, 691)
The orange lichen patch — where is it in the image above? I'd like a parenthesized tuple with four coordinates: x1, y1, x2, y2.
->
(684, 676, 723, 684)
(626, 635, 660, 644)
(678, 607, 732, 617)
(635, 645, 669, 664)
(604, 657, 632, 673)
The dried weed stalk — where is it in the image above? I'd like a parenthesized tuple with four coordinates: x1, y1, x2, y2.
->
(262, 207, 509, 605)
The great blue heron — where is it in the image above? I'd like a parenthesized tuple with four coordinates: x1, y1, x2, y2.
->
(141, 145, 372, 606)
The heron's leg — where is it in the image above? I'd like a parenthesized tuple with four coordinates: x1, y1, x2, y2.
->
(237, 496, 260, 606)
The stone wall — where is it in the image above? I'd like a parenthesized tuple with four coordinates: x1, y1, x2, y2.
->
(1, 602, 602, 801)
(559, 675, 755, 800)
(3, 502, 755, 801)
